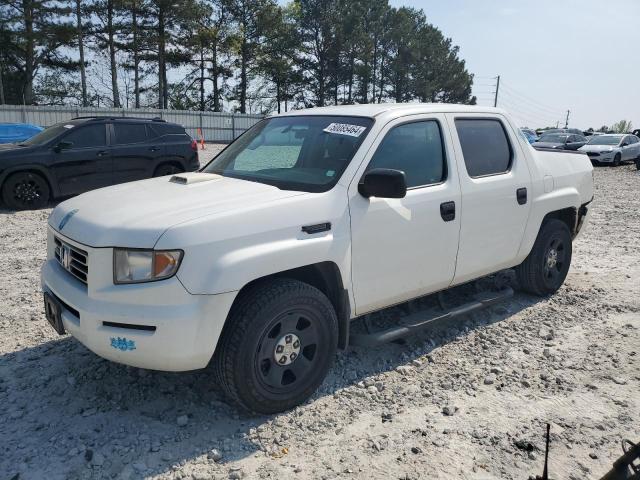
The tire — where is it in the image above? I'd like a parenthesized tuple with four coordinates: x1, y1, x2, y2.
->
(516, 219, 572, 296)
(153, 163, 184, 177)
(213, 278, 338, 414)
(2, 171, 50, 210)
(636, 158, 640, 170)
(612, 153, 621, 167)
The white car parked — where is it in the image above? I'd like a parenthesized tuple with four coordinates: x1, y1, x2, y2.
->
(41, 104, 594, 413)
(579, 133, 640, 166)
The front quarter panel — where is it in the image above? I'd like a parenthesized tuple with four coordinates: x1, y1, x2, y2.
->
(156, 187, 352, 297)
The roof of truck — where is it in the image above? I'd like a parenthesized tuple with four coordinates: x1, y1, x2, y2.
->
(274, 103, 507, 119)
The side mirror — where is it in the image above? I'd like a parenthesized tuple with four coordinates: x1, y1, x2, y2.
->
(54, 141, 73, 153)
(358, 168, 407, 199)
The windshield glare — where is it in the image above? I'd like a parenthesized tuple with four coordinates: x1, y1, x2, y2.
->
(202, 116, 373, 192)
(21, 120, 83, 146)
(587, 135, 622, 145)
(539, 134, 568, 143)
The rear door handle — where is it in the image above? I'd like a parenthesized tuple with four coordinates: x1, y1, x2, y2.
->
(97, 150, 108, 157)
(440, 201, 455, 222)
(517, 187, 527, 205)
(148, 146, 159, 152)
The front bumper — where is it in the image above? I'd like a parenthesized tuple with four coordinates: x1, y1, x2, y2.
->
(587, 154, 614, 163)
(40, 229, 237, 371)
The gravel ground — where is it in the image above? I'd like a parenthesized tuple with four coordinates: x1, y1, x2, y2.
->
(0, 163, 638, 480)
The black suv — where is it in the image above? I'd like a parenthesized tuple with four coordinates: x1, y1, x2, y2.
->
(0, 116, 199, 209)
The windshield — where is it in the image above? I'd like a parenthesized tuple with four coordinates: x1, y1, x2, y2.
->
(539, 133, 568, 143)
(587, 135, 623, 145)
(21, 120, 84, 146)
(202, 115, 374, 192)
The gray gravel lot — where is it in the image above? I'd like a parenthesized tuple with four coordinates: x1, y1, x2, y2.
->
(0, 163, 638, 480)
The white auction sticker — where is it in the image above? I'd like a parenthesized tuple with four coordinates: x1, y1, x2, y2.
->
(63, 124, 75, 129)
(323, 123, 366, 137)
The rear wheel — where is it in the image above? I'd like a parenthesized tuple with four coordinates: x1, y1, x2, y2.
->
(153, 163, 184, 177)
(612, 153, 621, 167)
(516, 219, 572, 296)
(214, 278, 338, 414)
(2, 171, 50, 210)
(636, 158, 640, 170)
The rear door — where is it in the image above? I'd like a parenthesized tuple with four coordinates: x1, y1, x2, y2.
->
(50, 122, 112, 196)
(110, 122, 158, 184)
(447, 114, 532, 285)
(150, 123, 195, 171)
(349, 115, 461, 314)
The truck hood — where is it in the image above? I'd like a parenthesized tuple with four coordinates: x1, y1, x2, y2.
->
(49, 173, 306, 248)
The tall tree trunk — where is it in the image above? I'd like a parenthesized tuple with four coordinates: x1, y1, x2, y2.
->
(239, 38, 247, 113)
(275, 77, 281, 114)
(371, 42, 378, 102)
(107, 0, 120, 107)
(199, 45, 205, 111)
(377, 54, 385, 103)
(75, 0, 88, 106)
(158, 7, 165, 109)
(211, 43, 220, 112)
(361, 59, 369, 104)
(347, 55, 354, 104)
(132, 2, 140, 108)
(23, 0, 35, 104)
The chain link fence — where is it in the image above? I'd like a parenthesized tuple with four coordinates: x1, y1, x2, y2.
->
(0, 105, 264, 143)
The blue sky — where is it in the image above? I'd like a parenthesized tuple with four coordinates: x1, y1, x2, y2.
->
(390, 0, 640, 129)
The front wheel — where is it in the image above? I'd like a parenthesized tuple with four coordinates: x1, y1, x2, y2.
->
(636, 158, 640, 170)
(213, 278, 338, 414)
(2, 171, 50, 210)
(516, 219, 572, 296)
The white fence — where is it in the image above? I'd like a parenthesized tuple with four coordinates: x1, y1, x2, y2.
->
(0, 105, 264, 142)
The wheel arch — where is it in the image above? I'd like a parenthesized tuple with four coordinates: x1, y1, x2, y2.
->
(227, 261, 351, 349)
(0, 165, 59, 198)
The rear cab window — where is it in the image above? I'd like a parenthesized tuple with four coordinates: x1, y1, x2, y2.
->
(454, 118, 513, 177)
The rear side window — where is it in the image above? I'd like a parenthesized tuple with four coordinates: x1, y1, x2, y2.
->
(113, 123, 148, 145)
(149, 123, 186, 139)
(455, 119, 512, 177)
(367, 120, 446, 188)
(63, 124, 106, 148)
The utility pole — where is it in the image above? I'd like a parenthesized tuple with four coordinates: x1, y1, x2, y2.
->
(564, 110, 570, 128)
(493, 75, 500, 107)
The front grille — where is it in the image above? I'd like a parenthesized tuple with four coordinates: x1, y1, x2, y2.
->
(54, 237, 88, 284)
(587, 152, 600, 157)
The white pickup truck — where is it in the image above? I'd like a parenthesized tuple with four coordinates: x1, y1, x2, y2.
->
(41, 104, 593, 413)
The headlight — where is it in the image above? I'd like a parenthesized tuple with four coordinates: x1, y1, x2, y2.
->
(114, 249, 183, 284)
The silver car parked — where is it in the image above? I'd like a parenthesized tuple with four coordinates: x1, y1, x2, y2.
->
(579, 134, 640, 166)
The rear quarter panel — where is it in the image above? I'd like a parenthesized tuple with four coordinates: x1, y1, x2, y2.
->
(516, 146, 593, 260)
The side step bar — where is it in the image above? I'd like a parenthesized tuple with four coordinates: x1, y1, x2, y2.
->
(349, 287, 514, 347)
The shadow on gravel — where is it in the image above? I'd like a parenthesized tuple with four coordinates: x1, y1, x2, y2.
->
(0, 279, 543, 479)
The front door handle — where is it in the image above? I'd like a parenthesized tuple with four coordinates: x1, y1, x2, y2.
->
(440, 201, 455, 222)
(97, 150, 108, 157)
(148, 146, 159, 152)
(517, 187, 527, 205)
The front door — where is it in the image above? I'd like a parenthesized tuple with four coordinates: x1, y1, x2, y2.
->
(447, 114, 532, 285)
(349, 115, 461, 315)
(51, 123, 112, 196)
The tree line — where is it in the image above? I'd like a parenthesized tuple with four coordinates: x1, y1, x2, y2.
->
(0, 0, 476, 114)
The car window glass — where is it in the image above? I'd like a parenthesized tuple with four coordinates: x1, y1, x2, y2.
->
(631, 136, 639, 144)
(233, 123, 306, 171)
(455, 119, 512, 177)
(367, 120, 446, 188)
(63, 124, 106, 148)
(113, 123, 148, 145)
(149, 123, 185, 138)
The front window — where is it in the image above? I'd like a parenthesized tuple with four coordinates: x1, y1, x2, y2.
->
(202, 115, 373, 192)
(587, 135, 623, 145)
(20, 119, 86, 146)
